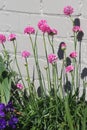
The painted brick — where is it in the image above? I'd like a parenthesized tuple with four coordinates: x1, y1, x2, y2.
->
(81, 0, 87, 17)
(43, 0, 82, 15)
(0, 11, 31, 33)
(4, 0, 40, 13)
(0, 0, 5, 9)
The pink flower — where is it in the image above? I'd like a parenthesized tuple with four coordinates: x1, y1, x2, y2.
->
(61, 43, 67, 50)
(22, 50, 31, 58)
(48, 28, 58, 35)
(72, 26, 81, 32)
(24, 26, 35, 34)
(38, 20, 47, 30)
(48, 54, 58, 64)
(38, 19, 51, 33)
(70, 51, 77, 58)
(65, 65, 74, 73)
(0, 34, 6, 44)
(16, 83, 23, 90)
(8, 33, 16, 41)
(63, 6, 74, 16)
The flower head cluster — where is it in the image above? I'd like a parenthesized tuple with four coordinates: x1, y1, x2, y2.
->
(38, 20, 50, 33)
(38, 19, 58, 35)
(48, 54, 58, 64)
(24, 26, 35, 34)
(0, 34, 6, 44)
(65, 65, 74, 73)
(22, 50, 31, 58)
(48, 28, 58, 35)
(0, 102, 18, 129)
(61, 42, 67, 50)
(16, 83, 23, 90)
(70, 51, 77, 58)
(72, 26, 81, 33)
(63, 6, 74, 16)
(8, 33, 16, 41)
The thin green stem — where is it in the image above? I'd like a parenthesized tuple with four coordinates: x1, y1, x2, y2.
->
(12, 41, 25, 88)
(29, 34, 44, 97)
(48, 35, 55, 53)
(25, 58, 31, 94)
(43, 34, 51, 91)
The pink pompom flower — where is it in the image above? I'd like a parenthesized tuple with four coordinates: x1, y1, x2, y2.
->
(24, 26, 35, 34)
(38, 20, 47, 30)
(48, 28, 58, 35)
(0, 34, 6, 44)
(61, 42, 67, 50)
(70, 51, 77, 58)
(65, 65, 74, 73)
(22, 50, 31, 58)
(48, 54, 58, 64)
(63, 6, 74, 16)
(16, 83, 23, 90)
(38, 19, 51, 33)
(72, 26, 81, 33)
(8, 33, 16, 41)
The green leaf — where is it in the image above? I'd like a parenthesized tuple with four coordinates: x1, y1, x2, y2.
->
(0, 55, 5, 76)
(0, 78, 11, 104)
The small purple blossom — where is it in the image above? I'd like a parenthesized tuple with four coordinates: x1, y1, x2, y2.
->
(0, 119, 6, 129)
(8, 116, 18, 129)
(0, 111, 5, 117)
(0, 102, 18, 129)
(0, 103, 5, 111)
(5, 101, 14, 112)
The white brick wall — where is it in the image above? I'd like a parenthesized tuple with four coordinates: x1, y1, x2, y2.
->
(0, 0, 86, 82)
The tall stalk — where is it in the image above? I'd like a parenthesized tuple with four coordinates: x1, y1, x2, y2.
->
(29, 34, 44, 97)
(12, 40, 25, 88)
(24, 58, 31, 94)
(43, 34, 51, 92)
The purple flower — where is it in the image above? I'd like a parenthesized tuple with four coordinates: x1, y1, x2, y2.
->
(8, 116, 18, 129)
(5, 101, 14, 112)
(0, 119, 6, 129)
(0, 103, 5, 111)
(0, 111, 5, 117)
